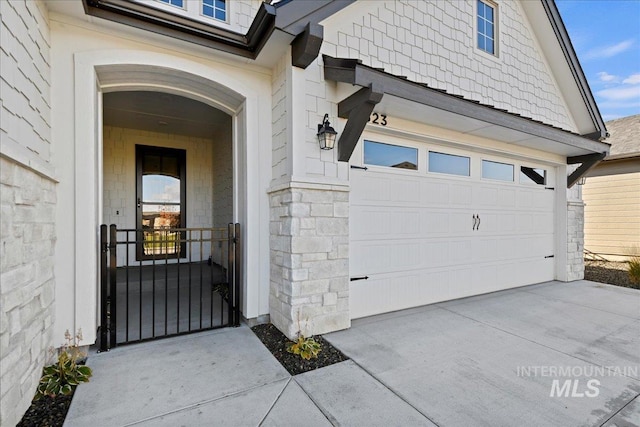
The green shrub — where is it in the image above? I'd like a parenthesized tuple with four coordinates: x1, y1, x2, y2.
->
(628, 257, 640, 285)
(286, 336, 322, 360)
(35, 329, 92, 400)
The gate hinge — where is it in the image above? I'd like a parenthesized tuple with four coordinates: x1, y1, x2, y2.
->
(545, 255, 555, 258)
(350, 165, 368, 171)
(350, 276, 369, 281)
(544, 187, 555, 190)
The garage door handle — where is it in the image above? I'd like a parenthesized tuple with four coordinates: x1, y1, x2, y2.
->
(350, 276, 369, 281)
(472, 214, 477, 230)
(477, 215, 481, 230)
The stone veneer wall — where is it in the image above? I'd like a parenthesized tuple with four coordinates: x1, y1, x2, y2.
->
(0, 159, 57, 425)
(567, 201, 585, 281)
(269, 184, 350, 339)
(1, 1, 56, 425)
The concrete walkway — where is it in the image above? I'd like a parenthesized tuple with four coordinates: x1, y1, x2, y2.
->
(65, 280, 640, 426)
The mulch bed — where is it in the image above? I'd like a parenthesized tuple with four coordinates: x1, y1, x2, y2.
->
(251, 323, 349, 375)
(17, 392, 75, 427)
(584, 260, 639, 289)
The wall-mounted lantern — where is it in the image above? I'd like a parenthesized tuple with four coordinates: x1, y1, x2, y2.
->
(317, 113, 337, 150)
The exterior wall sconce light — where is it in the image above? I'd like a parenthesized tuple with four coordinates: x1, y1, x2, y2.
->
(317, 113, 337, 150)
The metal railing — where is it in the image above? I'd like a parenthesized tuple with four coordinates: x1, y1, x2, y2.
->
(99, 224, 241, 351)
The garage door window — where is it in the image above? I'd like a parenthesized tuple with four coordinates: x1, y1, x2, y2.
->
(428, 151, 470, 176)
(364, 140, 418, 170)
(482, 160, 513, 181)
(520, 167, 547, 185)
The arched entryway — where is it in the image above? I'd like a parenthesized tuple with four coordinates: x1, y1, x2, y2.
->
(69, 51, 272, 346)
(100, 89, 237, 347)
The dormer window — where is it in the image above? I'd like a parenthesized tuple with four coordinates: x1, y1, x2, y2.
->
(158, 0, 183, 8)
(203, 0, 226, 21)
(477, 0, 496, 55)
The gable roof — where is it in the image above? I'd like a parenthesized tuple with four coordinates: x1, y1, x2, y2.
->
(603, 115, 640, 160)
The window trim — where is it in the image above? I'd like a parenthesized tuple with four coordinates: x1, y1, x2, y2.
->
(476, 0, 498, 57)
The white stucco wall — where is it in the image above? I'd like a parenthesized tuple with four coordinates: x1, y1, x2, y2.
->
(49, 11, 273, 343)
(320, 0, 576, 132)
(0, 1, 56, 425)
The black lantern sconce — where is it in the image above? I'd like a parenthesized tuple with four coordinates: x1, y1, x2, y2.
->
(317, 113, 337, 150)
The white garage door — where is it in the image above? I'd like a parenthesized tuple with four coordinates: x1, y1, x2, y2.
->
(350, 139, 556, 319)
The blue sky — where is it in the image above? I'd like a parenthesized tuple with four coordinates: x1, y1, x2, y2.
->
(556, 0, 640, 122)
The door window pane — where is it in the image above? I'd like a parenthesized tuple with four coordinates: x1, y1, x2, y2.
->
(520, 167, 547, 185)
(428, 151, 470, 176)
(364, 140, 418, 170)
(482, 160, 513, 181)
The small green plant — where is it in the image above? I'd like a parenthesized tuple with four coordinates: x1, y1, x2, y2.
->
(35, 329, 92, 400)
(287, 335, 322, 360)
(628, 256, 640, 285)
(286, 311, 322, 360)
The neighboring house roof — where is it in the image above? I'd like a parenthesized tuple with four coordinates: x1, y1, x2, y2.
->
(603, 115, 640, 160)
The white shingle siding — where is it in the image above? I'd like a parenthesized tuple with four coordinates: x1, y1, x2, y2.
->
(272, 54, 289, 184)
(0, 1, 55, 425)
(321, 0, 575, 133)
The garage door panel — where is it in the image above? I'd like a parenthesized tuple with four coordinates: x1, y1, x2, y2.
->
(351, 240, 423, 275)
(350, 148, 556, 320)
(350, 271, 452, 319)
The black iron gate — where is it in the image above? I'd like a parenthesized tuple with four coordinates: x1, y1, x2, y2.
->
(99, 224, 241, 351)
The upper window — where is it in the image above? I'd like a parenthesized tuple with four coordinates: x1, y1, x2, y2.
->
(482, 160, 513, 182)
(203, 0, 226, 21)
(158, 0, 183, 8)
(364, 140, 418, 170)
(520, 167, 547, 185)
(477, 0, 496, 55)
(428, 151, 470, 177)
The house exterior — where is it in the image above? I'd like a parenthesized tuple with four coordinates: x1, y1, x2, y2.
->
(583, 115, 640, 261)
(0, 0, 610, 424)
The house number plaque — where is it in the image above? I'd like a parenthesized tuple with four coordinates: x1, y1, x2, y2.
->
(368, 112, 388, 126)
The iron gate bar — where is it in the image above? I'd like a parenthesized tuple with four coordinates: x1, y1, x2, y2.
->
(109, 225, 117, 349)
(234, 223, 241, 326)
(99, 225, 108, 352)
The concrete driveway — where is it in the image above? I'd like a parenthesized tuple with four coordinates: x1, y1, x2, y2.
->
(66, 280, 639, 426)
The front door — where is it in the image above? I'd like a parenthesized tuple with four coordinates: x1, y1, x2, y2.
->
(136, 145, 186, 260)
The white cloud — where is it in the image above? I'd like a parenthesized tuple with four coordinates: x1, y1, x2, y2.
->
(597, 85, 640, 101)
(622, 73, 640, 85)
(597, 72, 619, 83)
(584, 39, 634, 60)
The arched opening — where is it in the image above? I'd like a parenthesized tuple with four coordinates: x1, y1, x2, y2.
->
(67, 52, 274, 346)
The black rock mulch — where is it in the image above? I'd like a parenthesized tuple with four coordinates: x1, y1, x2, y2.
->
(251, 323, 349, 376)
(585, 260, 639, 289)
(17, 392, 75, 427)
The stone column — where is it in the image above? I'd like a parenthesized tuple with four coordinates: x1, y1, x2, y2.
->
(566, 200, 585, 281)
(269, 182, 350, 340)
